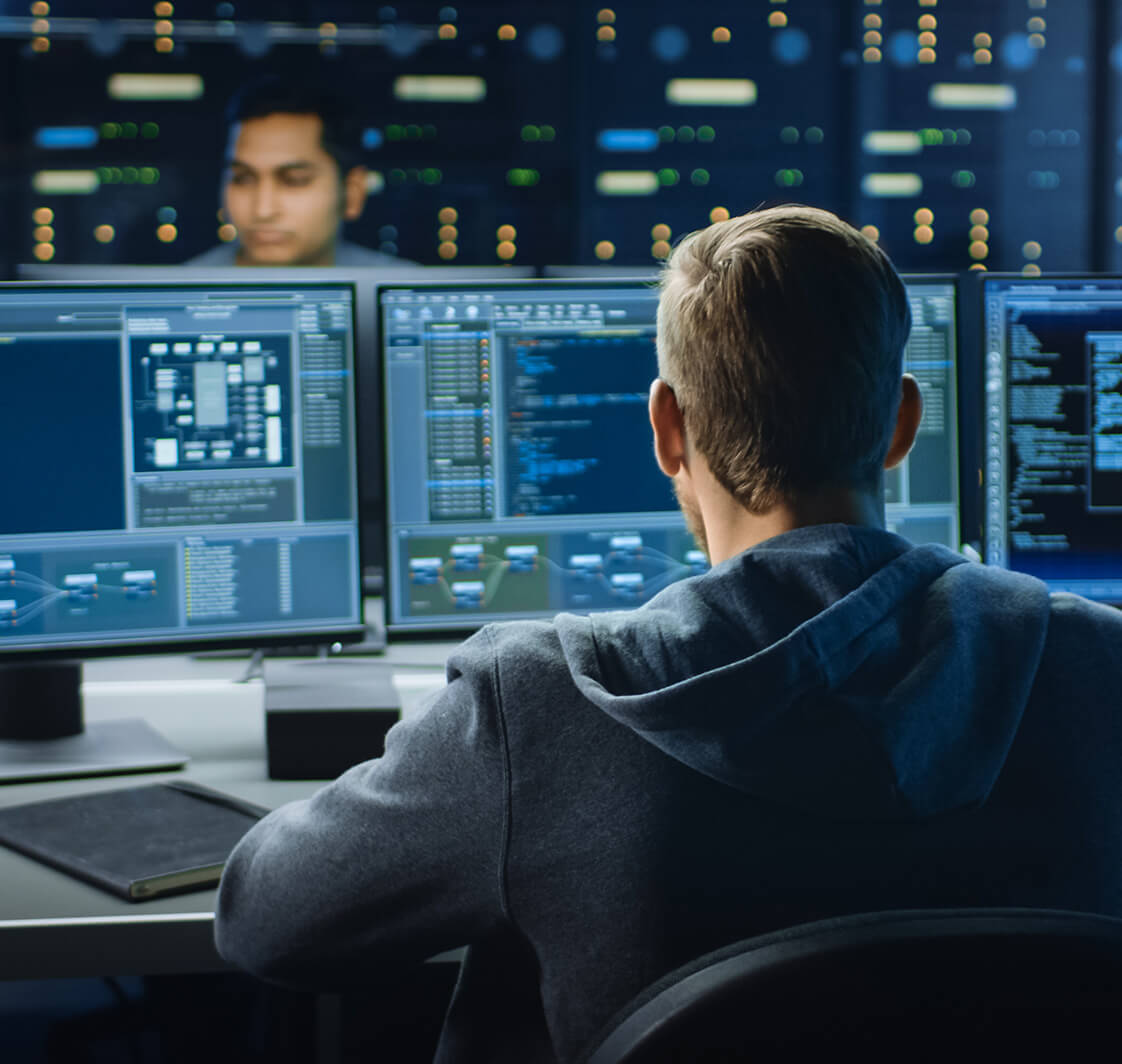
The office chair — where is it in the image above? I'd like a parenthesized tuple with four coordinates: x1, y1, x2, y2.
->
(582, 907, 1122, 1064)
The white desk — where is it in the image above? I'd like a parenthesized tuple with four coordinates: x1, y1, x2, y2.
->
(0, 645, 454, 981)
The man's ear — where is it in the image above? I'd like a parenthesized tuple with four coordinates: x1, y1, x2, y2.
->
(342, 166, 368, 221)
(884, 373, 923, 470)
(649, 377, 687, 477)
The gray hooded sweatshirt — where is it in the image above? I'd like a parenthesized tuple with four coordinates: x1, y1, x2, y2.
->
(215, 523, 1122, 1062)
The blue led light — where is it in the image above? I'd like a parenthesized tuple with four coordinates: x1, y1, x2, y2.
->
(362, 127, 385, 150)
(35, 126, 99, 150)
(772, 27, 810, 66)
(597, 128, 659, 152)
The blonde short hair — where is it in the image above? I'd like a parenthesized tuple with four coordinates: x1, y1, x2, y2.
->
(657, 205, 911, 513)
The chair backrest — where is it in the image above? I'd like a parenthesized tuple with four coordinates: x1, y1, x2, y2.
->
(582, 908, 1122, 1064)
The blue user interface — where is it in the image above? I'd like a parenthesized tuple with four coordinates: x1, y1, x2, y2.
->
(984, 276, 1122, 604)
(0, 283, 363, 653)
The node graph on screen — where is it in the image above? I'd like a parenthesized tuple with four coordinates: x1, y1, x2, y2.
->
(379, 277, 962, 636)
(0, 281, 364, 782)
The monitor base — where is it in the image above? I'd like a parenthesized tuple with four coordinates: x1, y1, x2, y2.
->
(0, 718, 189, 785)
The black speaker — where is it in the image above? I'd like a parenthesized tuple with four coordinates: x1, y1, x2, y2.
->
(265, 673, 401, 780)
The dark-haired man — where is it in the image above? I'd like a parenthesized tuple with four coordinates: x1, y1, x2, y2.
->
(215, 206, 1122, 1062)
(188, 77, 405, 267)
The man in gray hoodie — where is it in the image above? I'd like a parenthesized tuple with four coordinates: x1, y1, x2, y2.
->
(215, 205, 1122, 1063)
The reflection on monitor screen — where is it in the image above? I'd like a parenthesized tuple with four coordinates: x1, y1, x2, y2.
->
(0, 281, 363, 779)
(381, 277, 962, 636)
(983, 275, 1122, 603)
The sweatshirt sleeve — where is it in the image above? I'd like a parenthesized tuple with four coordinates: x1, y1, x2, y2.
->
(214, 630, 510, 989)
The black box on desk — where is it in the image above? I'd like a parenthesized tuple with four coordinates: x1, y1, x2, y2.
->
(265, 674, 400, 780)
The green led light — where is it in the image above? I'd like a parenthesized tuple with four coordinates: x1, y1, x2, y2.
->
(676, 126, 695, 144)
(423, 124, 437, 139)
(942, 128, 957, 145)
(97, 165, 112, 181)
(774, 168, 804, 188)
(420, 167, 442, 185)
(389, 168, 407, 184)
(658, 125, 675, 142)
(697, 125, 715, 142)
(690, 168, 710, 186)
(780, 125, 799, 144)
(100, 122, 119, 140)
(405, 124, 422, 140)
(540, 125, 556, 142)
(956, 128, 972, 145)
(920, 127, 943, 146)
(122, 166, 139, 183)
(506, 168, 541, 187)
(120, 122, 138, 139)
(521, 125, 541, 142)
(805, 126, 824, 144)
(141, 122, 160, 138)
(952, 169, 976, 188)
(386, 125, 404, 141)
(657, 168, 680, 186)
(140, 166, 159, 184)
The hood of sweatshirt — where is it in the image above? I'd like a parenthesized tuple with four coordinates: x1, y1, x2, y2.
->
(554, 524, 1052, 821)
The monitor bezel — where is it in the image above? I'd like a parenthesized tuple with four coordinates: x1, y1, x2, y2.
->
(0, 278, 368, 661)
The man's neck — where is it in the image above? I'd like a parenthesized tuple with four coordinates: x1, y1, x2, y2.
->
(697, 470, 885, 565)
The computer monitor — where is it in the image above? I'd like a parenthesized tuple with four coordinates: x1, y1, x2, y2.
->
(379, 276, 963, 636)
(981, 274, 1122, 603)
(15, 264, 534, 588)
(0, 281, 364, 780)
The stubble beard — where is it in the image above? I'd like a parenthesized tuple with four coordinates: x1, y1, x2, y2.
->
(673, 478, 709, 561)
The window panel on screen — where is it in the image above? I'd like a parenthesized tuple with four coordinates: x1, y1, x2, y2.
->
(380, 277, 962, 636)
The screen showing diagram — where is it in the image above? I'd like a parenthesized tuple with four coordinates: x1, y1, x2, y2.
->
(0, 283, 362, 652)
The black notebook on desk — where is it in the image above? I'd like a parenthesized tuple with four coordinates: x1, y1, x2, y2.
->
(0, 780, 268, 902)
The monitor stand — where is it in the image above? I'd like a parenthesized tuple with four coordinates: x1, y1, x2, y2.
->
(0, 662, 189, 784)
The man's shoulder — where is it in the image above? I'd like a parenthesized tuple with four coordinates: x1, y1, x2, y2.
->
(334, 240, 418, 267)
(452, 619, 569, 676)
(182, 244, 237, 266)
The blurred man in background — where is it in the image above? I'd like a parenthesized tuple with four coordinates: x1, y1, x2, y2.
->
(188, 76, 406, 267)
